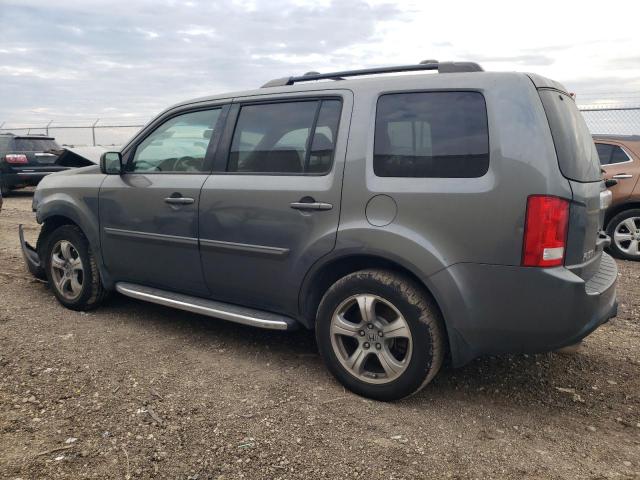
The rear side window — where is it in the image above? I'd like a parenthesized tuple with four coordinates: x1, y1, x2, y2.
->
(228, 99, 342, 175)
(14, 138, 60, 151)
(374, 91, 489, 178)
(539, 90, 601, 182)
(595, 143, 613, 165)
(610, 145, 631, 164)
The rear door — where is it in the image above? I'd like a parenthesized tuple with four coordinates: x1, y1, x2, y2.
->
(596, 141, 639, 203)
(13, 137, 60, 165)
(538, 89, 605, 276)
(99, 105, 226, 296)
(198, 92, 351, 315)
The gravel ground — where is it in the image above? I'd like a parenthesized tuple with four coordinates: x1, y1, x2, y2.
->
(1, 190, 639, 480)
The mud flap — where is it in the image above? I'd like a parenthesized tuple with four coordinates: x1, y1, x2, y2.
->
(18, 224, 46, 280)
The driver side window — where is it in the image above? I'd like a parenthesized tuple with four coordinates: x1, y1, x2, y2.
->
(129, 108, 221, 173)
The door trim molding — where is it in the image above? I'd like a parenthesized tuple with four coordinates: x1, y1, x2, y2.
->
(103, 227, 198, 246)
(199, 238, 290, 257)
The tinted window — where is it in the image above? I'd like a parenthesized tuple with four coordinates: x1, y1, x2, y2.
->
(308, 100, 342, 173)
(374, 91, 489, 178)
(130, 109, 221, 173)
(539, 90, 601, 182)
(595, 143, 613, 165)
(610, 145, 630, 164)
(228, 99, 341, 174)
(14, 138, 60, 151)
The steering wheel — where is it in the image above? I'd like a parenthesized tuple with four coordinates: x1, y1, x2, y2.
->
(174, 156, 201, 172)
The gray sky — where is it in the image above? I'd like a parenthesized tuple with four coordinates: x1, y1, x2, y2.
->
(1, 0, 640, 127)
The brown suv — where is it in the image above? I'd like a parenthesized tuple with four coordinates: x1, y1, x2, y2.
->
(594, 135, 640, 260)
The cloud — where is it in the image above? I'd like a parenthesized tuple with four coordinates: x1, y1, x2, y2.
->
(0, 0, 403, 123)
(469, 53, 555, 66)
(0, 0, 639, 127)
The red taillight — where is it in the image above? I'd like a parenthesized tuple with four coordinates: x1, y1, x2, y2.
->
(5, 154, 28, 164)
(522, 195, 569, 267)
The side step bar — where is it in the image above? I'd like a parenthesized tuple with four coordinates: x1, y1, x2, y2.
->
(115, 282, 296, 331)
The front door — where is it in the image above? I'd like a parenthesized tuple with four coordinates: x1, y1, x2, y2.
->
(199, 93, 351, 315)
(99, 106, 225, 296)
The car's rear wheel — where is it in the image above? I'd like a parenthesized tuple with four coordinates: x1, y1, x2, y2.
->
(43, 225, 106, 310)
(316, 269, 445, 401)
(607, 209, 640, 261)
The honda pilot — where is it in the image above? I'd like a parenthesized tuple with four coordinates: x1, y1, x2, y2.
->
(20, 61, 617, 401)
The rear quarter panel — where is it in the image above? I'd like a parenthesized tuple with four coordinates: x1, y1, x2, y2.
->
(335, 72, 572, 278)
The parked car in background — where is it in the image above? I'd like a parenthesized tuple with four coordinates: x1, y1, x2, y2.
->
(594, 135, 640, 261)
(20, 62, 617, 400)
(0, 133, 67, 195)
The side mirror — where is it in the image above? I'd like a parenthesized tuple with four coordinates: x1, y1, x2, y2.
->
(100, 151, 122, 174)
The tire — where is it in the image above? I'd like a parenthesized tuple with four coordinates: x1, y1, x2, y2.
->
(606, 209, 640, 261)
(43, 225, 106, 310)
(0, 178, 10, 197)
(315, 269, 445, 401)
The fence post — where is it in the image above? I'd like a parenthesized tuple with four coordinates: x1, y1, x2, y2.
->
(92, 119, 100, 146)
(46, 120, 53, 136)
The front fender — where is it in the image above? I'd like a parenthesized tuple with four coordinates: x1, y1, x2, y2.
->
(35, 191, 114, 289)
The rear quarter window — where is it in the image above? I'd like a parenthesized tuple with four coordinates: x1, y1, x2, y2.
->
(538, 90, 601, 182)
(374, 91, 489, 178)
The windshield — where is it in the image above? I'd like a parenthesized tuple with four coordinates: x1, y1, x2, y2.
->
(539, 90, 601, 182)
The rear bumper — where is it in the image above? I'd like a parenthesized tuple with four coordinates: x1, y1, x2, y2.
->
(430, 252, 618, 367)
(1, 168, 70, 188)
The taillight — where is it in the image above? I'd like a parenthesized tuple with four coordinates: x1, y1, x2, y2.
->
(522, 195, 569, 267)
(5, 154, 28, 164)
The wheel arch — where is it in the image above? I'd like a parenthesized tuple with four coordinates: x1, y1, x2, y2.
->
(605, 202, 640, 230)
(36, 199, 114, 290)
(298, 252, 451, 352)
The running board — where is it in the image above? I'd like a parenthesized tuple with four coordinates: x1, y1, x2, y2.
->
(115, 282, 296, 331)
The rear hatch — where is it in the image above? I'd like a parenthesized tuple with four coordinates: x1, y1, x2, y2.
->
(12, 137, 61, 166)
(537, 88, 606, 280)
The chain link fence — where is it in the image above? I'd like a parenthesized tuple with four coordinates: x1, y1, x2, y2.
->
(0, 119, 147, 147)
(1, 105, 639, 146)
(578, 106, 640, 136)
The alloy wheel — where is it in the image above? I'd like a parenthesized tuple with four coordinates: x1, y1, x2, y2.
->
(330, 294, 413, 384)
(50, 240, 84, 300)
(613, 216, 640, 258)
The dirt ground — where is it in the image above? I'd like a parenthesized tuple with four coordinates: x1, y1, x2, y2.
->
(0, 190, 639, 480)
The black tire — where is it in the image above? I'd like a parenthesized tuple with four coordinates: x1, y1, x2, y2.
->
(0, 179, 11, 197)
(606, 209, 640, 261)
(42, 225, 106, 310)
(316, 269, 445, 401)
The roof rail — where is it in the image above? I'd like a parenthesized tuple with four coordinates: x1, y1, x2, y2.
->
(261, 60, 483, 88)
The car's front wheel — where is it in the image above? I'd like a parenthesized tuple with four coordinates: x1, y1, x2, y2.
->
(43, 225, 106, 310)
(607, 209, 640, 261)
(316, 269, 445, 401)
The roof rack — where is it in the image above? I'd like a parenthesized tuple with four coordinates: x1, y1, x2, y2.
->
(261, 60, 483, 88)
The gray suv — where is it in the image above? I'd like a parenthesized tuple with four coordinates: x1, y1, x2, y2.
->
(20, 61, 618, 401)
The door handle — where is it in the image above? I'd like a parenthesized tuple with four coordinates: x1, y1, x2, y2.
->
(164, 196, 195, 205)
(612, 174, 633, 179)
(290, 201, 333, 211)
